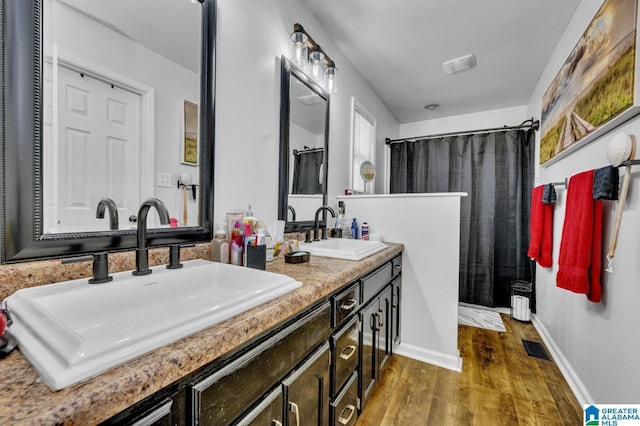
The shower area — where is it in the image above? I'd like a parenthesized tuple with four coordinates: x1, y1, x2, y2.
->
(291, 146, 324, 195)
(388, 121, 537, 307)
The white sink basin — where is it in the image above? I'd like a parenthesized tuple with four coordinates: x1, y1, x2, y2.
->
(298, 238, 387, 261)
(6, 259, 302, 390)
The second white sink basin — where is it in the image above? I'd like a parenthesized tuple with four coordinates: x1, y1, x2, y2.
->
(7, 259, 302, 390)
(299, 238, 387, 261)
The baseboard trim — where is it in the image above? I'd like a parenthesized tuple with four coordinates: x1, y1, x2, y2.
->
(531, 314, 593, 406)
(395, 343, 463, 373)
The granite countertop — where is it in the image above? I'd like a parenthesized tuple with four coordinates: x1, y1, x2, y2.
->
(0, 242, 403, 425)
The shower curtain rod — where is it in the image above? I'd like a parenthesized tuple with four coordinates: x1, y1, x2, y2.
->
(293, 146, 323, 155)
(385, 118, 540, 145)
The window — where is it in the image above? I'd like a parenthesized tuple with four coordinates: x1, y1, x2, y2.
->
(351, 99, 376, 194)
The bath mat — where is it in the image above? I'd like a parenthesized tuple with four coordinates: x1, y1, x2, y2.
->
(458, 305, 506, 332)
(522, 339, 551, 361)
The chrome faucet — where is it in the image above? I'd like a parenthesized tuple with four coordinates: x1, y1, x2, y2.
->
(314, 206, 336, 241)
(96, 198, 119, 230)
(133, 198, 170, 276)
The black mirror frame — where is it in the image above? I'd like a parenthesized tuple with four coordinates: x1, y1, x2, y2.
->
(0, 0, 216, 262)
(277, 56, 329, 232)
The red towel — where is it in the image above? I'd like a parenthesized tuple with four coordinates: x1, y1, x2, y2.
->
(528, 185, 553, 267)
(556, 170, 602, 302)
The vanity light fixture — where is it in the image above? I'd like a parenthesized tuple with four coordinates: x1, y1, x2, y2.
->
(289, 23, 339, 94)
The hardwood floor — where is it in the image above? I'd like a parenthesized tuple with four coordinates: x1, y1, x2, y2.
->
(357, 314, 582, 425)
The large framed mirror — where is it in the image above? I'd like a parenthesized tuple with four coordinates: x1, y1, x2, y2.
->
(278, 56, 329, 232)
(1, 0, 216, 262)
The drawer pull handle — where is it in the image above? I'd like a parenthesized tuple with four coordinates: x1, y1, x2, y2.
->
(338, 404, 356, 424)
(340, 345, 357, 360)
(340, 299, 357, 310)
(272, 422, 283, 426)
(289, 402, 300, 426)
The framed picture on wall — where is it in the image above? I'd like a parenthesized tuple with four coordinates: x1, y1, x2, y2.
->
(181, 99, 199, 166)
(540, 0, 640, 166)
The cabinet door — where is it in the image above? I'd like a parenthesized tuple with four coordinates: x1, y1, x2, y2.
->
(235, 387, 283, 426)
(191, 303, 331, 425)
(283, 342, 330, 426)
(391, 276, 401, 353)
(124, 399, 173, 426)
(330, 316, 360, 397)
(378, 285, 393, 373)
(359, 298, 379, 409)
(330, 372, 358, 426)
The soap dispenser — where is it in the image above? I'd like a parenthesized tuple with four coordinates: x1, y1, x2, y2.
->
(335, 201, 345, 238)
(230, 220, 244, 266)
(211, 223, 230, 263)
(350, 218, 359, 239)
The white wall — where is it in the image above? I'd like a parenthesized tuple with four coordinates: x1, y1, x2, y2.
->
(336, 194, 466, 371)
(527, 0, 640, 405)
(214, 0, 399, 225)
(47, 0, 201, 225)
(399, 105, 529, 138)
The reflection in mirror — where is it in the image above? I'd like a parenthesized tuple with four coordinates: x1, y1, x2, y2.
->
(1, 0, 215, 262)
(42, 0, 201, 233)
(278, 57, 329, 231)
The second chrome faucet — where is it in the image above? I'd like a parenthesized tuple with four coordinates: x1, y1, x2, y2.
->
(314, 206, 336, 241)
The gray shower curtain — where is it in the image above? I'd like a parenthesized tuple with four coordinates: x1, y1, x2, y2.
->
(292, 149, 323, 194)
(390, 129, 535, 307)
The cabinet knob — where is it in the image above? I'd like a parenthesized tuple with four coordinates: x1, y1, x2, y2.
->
(338, 404, 356, 425)
(289, 402, 300, 426)
(339, 345, 357, 360)
(340, 299, 357, 310)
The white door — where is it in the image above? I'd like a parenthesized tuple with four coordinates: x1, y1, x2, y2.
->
(56, 66, 142, 231)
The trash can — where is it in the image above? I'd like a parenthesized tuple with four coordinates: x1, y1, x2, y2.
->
(511, 280, 532, 322)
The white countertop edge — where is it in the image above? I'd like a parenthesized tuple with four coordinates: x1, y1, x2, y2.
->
(336, 192, 467, 199)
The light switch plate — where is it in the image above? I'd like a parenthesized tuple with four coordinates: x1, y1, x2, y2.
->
(157, 172, 172, 188)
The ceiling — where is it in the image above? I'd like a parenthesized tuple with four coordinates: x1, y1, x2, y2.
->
(301, 0, 582, 124)
(58, 0, 201, 73)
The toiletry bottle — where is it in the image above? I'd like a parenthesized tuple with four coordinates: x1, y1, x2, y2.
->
(350, 218, 359, 239)
(265, 233, 274, 264)
(341, 203, 350, 238)
(361, 222, 369, 240)
(242, 205, 256, 234)
(230, 220, 244, 266)
(335, 201, 344, 238)
(211, 223, 230, 263)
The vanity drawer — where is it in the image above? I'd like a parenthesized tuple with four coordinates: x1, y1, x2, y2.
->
(330, 372, 359, 426)
(190, 302, 331, 425)
(332, 282, 360, 327)
(330, 316, 360, 396)
(391, 254, 402, 278)
(361, 262, 392, 303)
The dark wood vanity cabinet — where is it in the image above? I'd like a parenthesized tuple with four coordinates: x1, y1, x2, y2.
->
(283, 342, 331, 425)
(358, 254, 402, 412)
(359, 284, 392, 409)
(104, 253, 402, 426)
(190, 302, 331, 425)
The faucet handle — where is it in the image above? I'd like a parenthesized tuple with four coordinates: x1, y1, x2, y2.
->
(166, 244, 195, 269)
(62, 252, 113, 284)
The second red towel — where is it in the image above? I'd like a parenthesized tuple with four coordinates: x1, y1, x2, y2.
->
(556, 170, 602, 302)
